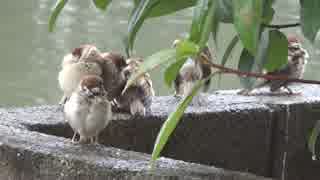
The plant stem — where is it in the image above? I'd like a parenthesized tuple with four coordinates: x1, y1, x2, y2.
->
(201, 59, 320, 85)
(263, 23, 300, 29)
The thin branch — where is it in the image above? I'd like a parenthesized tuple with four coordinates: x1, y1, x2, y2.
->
(201, 59, 320, 85)
(263, 23, 300, 29)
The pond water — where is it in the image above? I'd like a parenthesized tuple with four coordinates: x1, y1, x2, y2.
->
(0, 0, 319, 106)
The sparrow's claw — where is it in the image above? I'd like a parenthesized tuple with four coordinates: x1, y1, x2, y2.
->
(237, 89, 252, 96)
(284, 86, 294, 95)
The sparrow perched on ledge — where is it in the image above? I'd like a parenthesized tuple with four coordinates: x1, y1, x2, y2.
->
(64, 75, 112, 144)
(172, 39, 213, 97)
(238, 35, 309, 95)
(98, 52, 128, 102)
(58, 45, 102, 105)
(115, 57, 155, 116)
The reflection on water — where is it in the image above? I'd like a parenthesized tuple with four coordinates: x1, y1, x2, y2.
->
(0, 0, 319, 106)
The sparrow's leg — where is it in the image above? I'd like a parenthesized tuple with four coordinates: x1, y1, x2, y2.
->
(238, 81, 269, 95)
(79, 135, 89, 144)
(284, 86, 293, 94)
(174, 92, 183, 98)
(237, 88, 253, 96)
(59, 95, 68, 105)
(130, 99, 146, 116)
(94, 135, 99, 144)
(71, 132, 77, 143)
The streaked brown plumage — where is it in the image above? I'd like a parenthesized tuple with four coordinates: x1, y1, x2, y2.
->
(238, 35, 309, 95)
(75, 50, 128, 102)
(115, 57, 155, 116)
(64, 75, 112, 144)
(99, 52, 128, 101)
(58, 45, 102, 105)
(172, 39, 213, 97)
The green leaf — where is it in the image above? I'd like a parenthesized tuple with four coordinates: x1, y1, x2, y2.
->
(217, 35, 239, 87)
(164, 40, 199, 87)
(189, 0, 210, 43)
(48, 0, 68, 32)
(300, 0, 320, 42)
(164, 59, 188, 87)
(134, 0, 197, 18)
(198, 0, 216, 49)
(123, 49, 176, 93)
(257, 30, 288, 72)
(211, 14, 220, 46)
(262, 0, 275, 24)
(221, 35, 239, 67)
(216, 0, 234, 23)
(233, 0, 263, 55)
(308, 120, 320, 160)
(93, 0, 112, 10)
(151, 79, 204, 165)
(238, 49, 256, 88)
(175, 39, 200, 57)
(125, 0, 159, 56)
(189, 0, 216, 50)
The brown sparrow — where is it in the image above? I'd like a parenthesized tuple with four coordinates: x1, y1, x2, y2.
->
(64, 75, 112, 144)
(58, 45, 102, 105)
(71, 49, 129, 106)
(115, 57, 155, 116)
(239, 35, 309, 95)
(172, 39, 213, 97)
(98, 52, 128, 102)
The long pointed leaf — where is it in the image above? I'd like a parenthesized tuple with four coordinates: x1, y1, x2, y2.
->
(211, 11, 220, 46)
(238, 49, 256, 88)
(309, 120, 320, 160)
(123, 49, 176, 93)
(189, 0, 210, 43)
(49, 0, 69, 32)
(233, 0, 263, 55)
(151, 71, 220, 165)
(164, 40, 199, 87)
(300, 0, 320, 42)
(164, 59, 187, 87)
(93, 0, 112, 11)
(151, 79, 204, 164)
(221, 35, 239, 67)
(125, 0, 160, 56)
(198, 0, 216, 49)
(257, 29, 288, 72)
(134, 0, 197, 18)
(217, 35, 239, 87)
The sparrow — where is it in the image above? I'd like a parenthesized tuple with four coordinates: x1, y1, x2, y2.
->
(115, 57, 155, 116)
(172, 39, 213, 97)
(64, 75, 112, 144)
(98, 52, 128, 102)
(58, 45, 102, 105)
(238, 35, 309, 95)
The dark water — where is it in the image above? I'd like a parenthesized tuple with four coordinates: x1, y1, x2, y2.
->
(0, 0, 319, 106)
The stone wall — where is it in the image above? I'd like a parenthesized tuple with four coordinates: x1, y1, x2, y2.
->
(1, 84, 320, 179)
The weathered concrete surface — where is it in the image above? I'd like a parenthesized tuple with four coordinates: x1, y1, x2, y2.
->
(1, 84, 320, 179)
(2, 98, 275, 176)
(216, 85, 320, 180)
(0, 124, 270, 180)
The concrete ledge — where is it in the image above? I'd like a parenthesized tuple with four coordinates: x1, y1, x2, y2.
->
(0, 124, 270, 180)
(1, 84, 320, 179)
